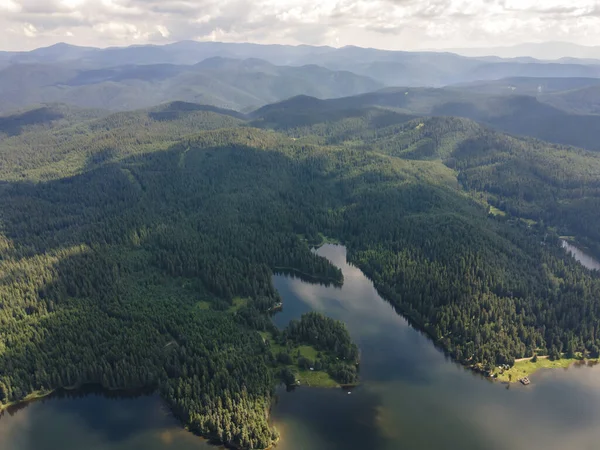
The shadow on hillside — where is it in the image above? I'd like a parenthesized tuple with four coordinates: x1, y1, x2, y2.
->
(251, 102, 414, 132)
(0, 106, 64, 136)
(149, 101, 246, 121)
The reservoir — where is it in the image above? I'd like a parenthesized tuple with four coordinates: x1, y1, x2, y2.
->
(3, 245, 600, 450)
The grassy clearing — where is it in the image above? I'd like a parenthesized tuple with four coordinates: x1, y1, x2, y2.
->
(489, 205, 506, 217)
(520, 218, 538, 226)
(196, 301, 211, 311)
(228, 297, 248, 313)
(259, 331, 340, 388)
(297, 369, 338, 387)
(487, 204, 538, 226)
(494, 355, 599, 382)
(297, 345, 319, 360)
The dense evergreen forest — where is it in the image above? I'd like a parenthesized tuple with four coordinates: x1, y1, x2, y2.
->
(1, 101, 600, 447)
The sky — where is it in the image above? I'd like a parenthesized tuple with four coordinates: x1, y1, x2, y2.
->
(0, 0, 599, 52)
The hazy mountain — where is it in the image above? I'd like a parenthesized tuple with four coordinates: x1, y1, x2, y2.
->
(450, 77, 600, 115)
(0, 42, 335, 68)
(4, 41, 600, 92)
(451, 77, 600, 96)
(541, 85, 600, 115)
(0, 58, 383, 113)
(462, 62, 600, 82)
(449, 42, 600, 60)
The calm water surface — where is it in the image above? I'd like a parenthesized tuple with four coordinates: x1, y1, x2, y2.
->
(0, 388, 212, 450)
(3, 244, 600, 450)
(270, 245, 600, 450)
(562, 240, 600, 271)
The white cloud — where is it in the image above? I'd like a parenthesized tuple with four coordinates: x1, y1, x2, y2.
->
(156, 24, 170, 37)
(60, 0, 86, 9)
(94, 21, 146, 40)
(0, 0, 21, 12)
(194, 14, 211, 24)
(0, 0, 599, 51)
(22, 22, 37, 37)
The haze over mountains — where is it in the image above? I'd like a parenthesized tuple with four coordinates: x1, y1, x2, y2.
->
(447, 42, 600, 61)
(3, 41, 600, 115)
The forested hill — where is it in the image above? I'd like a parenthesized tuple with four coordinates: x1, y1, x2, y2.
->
(1, 101, 600, 448)
(267, 86, 600, 152)
(251, 101, 600, 257)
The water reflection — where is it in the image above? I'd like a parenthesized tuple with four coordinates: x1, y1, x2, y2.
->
(0, 388, 211, 450)
(271, 245, 600, 450)
(562, 240, 600, 271)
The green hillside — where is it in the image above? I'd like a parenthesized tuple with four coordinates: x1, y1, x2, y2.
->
(2, 102, 600, 448)
(253, 99, 600, 256)
(292, 87, 600, 151)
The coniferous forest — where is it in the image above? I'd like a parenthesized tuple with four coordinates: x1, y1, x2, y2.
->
(1, 100, 600, 448)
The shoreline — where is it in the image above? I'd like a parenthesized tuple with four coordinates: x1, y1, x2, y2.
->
(0, 384, 275, 450)
(0, 389, 55, 413)
(0, 384, 150, 414)
(272, 266, 342, 286)
(349, 250, 600, 388)
(490, 355, 600, 383)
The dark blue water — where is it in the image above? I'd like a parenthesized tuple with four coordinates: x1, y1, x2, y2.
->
(3, 244, 600, 450)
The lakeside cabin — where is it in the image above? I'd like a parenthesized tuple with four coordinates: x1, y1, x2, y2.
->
(519, 377, 531, 385)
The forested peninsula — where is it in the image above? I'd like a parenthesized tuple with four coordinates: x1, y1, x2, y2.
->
(2, 101, 600, 448)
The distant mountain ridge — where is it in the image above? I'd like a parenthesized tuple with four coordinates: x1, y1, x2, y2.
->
(447, 42, 600, 60)
(0, 57, 383, 113)
(3, 41, 600, 149)
(3, 41, 600, 88)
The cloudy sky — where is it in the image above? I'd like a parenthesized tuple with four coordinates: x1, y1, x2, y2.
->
(0, 0, 599, 52)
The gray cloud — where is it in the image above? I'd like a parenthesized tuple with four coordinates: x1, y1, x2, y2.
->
(0, 0, 599, 52)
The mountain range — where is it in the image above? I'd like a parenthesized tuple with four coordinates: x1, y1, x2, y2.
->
(3, 41, 600, 115)
(447, 42, 600, 61)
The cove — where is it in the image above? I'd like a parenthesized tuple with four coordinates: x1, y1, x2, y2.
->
(0, 386, 212, 450)
(3, 245, 600, 450)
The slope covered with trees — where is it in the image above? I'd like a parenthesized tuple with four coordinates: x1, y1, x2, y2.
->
(277, 87, 600, 152)
(1, 101, 600, 447)
(254, 98, 600, 257)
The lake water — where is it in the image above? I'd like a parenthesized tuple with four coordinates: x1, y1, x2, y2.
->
(562, 240, 600, 271)
(0, 387, 212, 450)
(3, 244, 600, 450)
